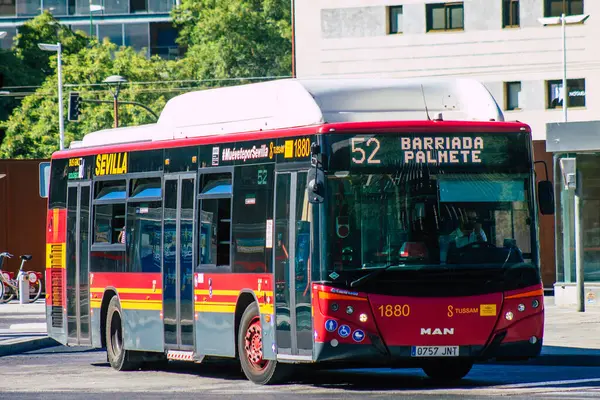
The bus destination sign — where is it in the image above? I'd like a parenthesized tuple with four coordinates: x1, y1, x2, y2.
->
(400, 136, 483, 164)
(327, 133, 530, 171)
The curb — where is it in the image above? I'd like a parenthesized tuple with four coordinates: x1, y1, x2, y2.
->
(0, 337, 60, 357)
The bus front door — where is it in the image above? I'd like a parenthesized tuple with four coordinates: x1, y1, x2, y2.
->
(66, 182, 92, 346)
(273, 171, 313, 359)
(163, 174, 196, 351)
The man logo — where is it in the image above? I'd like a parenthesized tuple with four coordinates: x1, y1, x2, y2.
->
(420, 328, 454, 335)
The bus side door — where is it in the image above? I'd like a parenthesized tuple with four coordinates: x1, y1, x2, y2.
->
(273, 171, 313, 358)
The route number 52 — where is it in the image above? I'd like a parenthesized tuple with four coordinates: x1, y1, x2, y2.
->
(351, 137, 381, 164)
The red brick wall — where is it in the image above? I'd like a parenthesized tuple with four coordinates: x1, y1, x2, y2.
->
(0, 160, 49, 275)
(532, 140, 556, 288)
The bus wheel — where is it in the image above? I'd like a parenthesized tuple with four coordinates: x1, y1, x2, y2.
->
(106, 296, 141, 371)
(238, 302, 289, 385)
(422, 359, 473, 382)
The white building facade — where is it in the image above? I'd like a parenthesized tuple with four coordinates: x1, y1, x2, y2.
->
(295, 0, 596, 141)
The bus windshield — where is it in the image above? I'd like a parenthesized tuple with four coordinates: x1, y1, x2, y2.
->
(325, 171, 533, 271)
(323, 131, 537, 280)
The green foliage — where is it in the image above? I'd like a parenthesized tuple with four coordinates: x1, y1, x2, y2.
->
(172, 0, 292, 84)
(0, 2, 293, 158)
(13, 11, 89, 81)
(0, 40, 178, 158)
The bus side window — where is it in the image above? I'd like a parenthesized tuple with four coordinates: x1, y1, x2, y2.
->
(198, 172, 232, 271)
(93, 180, 126, 245)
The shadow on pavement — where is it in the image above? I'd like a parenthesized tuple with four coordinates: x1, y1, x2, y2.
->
(487, 345, 600, 367)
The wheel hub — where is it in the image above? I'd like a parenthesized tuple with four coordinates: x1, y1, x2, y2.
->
(244, 317, 267, 371)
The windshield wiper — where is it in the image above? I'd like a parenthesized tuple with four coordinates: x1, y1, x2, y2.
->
(349, 263, 403, 288)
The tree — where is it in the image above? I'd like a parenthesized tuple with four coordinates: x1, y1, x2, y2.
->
(172, 0, 292, 84)
(12, 11, 89, 81)
(0, 39, 180, 158)
(0, 12, 89, 146)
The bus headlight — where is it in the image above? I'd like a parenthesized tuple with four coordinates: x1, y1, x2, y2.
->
(505, 311, 514, 321)
(517, 304, 525, 312)
(532, 299, 540, 308)
(346, 306, 354, 315)
(359, 313, 368, 322)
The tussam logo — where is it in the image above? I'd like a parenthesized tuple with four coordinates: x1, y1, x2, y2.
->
(420, 328, 454, 335)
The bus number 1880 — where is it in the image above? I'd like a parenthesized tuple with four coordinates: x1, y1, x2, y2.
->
(378, 304, 410, 317)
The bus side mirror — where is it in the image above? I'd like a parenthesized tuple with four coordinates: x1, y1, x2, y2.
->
(537, 180, 554, 215)
(307, 168, 324, 204)
(39, 162, 50, 198)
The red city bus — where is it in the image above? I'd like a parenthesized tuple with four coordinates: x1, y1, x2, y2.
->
(45, 78, 553, 384)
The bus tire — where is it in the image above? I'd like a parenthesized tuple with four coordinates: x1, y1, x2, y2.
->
(106, 296, 141, 371)
(238, 302, 290, 385)
(422, 359, 473, 382)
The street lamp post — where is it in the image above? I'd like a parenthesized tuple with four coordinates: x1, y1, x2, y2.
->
(38, 42, 64, 151)
(539, 12, 590, 313)
(103, 75, 127, 128)
(538, 13, 590, 123)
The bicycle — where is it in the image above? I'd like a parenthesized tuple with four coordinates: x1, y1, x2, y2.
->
(0, 252, 43, 303)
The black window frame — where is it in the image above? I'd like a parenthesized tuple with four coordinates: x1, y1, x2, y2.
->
(92, 177, 128, 251)
(426, 2, 464, 32)
(231, 164, 274, 274)
(544, 0, 584, 17)
(197, 168, 234, 272)
(505, 81, 522, 111)
(502, 0, 520, 28)
(124, 172, 163, 273)
(388, 5, 404, 34)
(546, 78, 586, 109)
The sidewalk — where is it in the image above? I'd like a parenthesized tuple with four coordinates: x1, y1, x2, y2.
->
(0, 300, 58, 356)
(0, 296, 598, 364)
(528, 296, 600, 366)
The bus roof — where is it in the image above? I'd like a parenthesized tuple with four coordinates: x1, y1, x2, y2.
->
(69, 78, 506, 150)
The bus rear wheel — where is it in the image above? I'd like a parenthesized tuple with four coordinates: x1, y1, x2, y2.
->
(106, 296, 141, 371)
(238, 302, 290, 385)
(422, 359, 473, 382)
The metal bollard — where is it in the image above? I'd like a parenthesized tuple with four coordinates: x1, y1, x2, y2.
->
(19, 273, 28, 304)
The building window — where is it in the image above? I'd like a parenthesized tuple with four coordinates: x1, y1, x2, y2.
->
(426, 2, 464, 32)
(505, 81, 522, 111)
(0, 0, 16, 17)
(544, 0, 583, 17)
(547, 78, 586, 109)
(503, 0, 520, 27)
(150, 22, 179, 60)
(388, 6, 403, 34)
(131, 0, 147, 13)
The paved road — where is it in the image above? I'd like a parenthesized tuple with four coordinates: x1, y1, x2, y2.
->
(1, 346, 600, 399)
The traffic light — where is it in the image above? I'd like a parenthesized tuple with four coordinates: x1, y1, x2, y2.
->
(68, 92, 81, 121)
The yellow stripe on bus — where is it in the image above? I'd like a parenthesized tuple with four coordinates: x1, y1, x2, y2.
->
(194, 301, 274, 315)
(194, 289, 274, 297)
(259, 304, 274, 315)
(195, 304, 236, 313)
(89, 287, 163, 295)
(121, 301, 163, 311)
